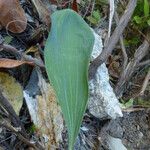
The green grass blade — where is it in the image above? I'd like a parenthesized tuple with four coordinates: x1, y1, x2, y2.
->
(144, 0, 149, 17)
(44, 9, 94, 149)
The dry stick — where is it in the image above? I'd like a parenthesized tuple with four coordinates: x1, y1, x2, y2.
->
(0, 44, 20, 56)
(0, 90, 27, 137)
(0, 105, 8, 117)
(0, 35, 3, 45)
(118, 0, 125, 7)
(0, 120, 39, 150)
(114, 11, 128, 70)
(0, 43, 45, 68)
(115, 39, 150, 97)
(122, 107, 146, 113)
(138, 59, 150, 67)
(83, 0, 92, 18)
(89, 0, 137, 79)
(140, 69, 150, 95)
(0, 91, 44, 150)
(108, 0, 115, 38)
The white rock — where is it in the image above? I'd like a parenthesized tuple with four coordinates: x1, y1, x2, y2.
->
(88, 30, 123, 119)
(23, 91, 38, 124)
(108, 135, 127, 150)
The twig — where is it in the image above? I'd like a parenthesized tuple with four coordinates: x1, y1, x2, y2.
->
(0, 44, 20, 57)
(22, 53, 44, 68)
(118, 0, 125, 7)
(89, 0, 95, 26)
(0, 120, 39, 150)
(89, 0, 137, 79)
(0, 90, 27, 137)
(0, 139, 12, 150)
(115, 39, 150, 97)
(0, 105, 8, 117)
(114, 11, 128, 70)
(82, 0, 92, 18)
(138, 59, 150, 67)
(0, 35, 4, 45)
(108, 0, 115, 38)
(0, 43, 45, 68)
(122, 107, 146, 112)
(140, 68, 150, 95)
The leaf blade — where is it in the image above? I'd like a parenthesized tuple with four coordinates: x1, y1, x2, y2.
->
(144, 0, 149, 17)
(44, 9, 94, 149)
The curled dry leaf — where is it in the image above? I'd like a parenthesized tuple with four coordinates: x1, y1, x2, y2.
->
(0, 0, 27, 33)
(0, 58, 34, 68)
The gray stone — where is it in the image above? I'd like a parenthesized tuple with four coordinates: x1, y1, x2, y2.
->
(88, 31, 123, 119)
(108, 135, 127, 150)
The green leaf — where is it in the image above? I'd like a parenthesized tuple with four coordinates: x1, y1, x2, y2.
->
(4, 36, 13, 44)
(133, 15, 142, 24)
(144, 0, 149, 17)
(124, 99, 134, 108)
(147, 18, 150, 25)
(120, 99, 134, 109)
(87, 10, 101, 25)
(44, 9, 94, 149)
(87, 16, 98, 25)
(93, 10, 101, 21)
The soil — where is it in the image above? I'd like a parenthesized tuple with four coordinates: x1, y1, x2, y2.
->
(98, 110, 150, 150)
(60, 110, 150, 150)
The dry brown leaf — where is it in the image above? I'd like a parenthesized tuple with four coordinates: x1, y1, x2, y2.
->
(0, 58, 34, 68)
(25, 46, 39, 54)
(72, 0, 78, 12)
(0, 72, 23, 115)
(0, 0, 27, 33)
(108, 56, 121, 78)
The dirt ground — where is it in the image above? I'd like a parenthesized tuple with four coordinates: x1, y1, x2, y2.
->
(59, 109, 150, 150)
(0, 1, 150, 150)
(102, 110, 150, 150)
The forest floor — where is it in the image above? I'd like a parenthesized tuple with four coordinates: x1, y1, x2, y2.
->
(0, 0, 150, 150)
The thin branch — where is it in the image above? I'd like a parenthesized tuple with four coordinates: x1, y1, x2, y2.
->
(140, 68, 150, 95)
(115, 39, 150, 97)
(0, 120, 40, 150)
(0, 90, 27, 137)
(0, 105, 8, 117)
(114, 11, 128, 70)
(0, 44, 45, 68)
(108, 0, 115, 38)
(89, 0, 137, 79)
(0, 35, 4, 45)
(83, 0, 92, 18)
(122, 107, 146, 112)
(138, 59, 150, 67)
